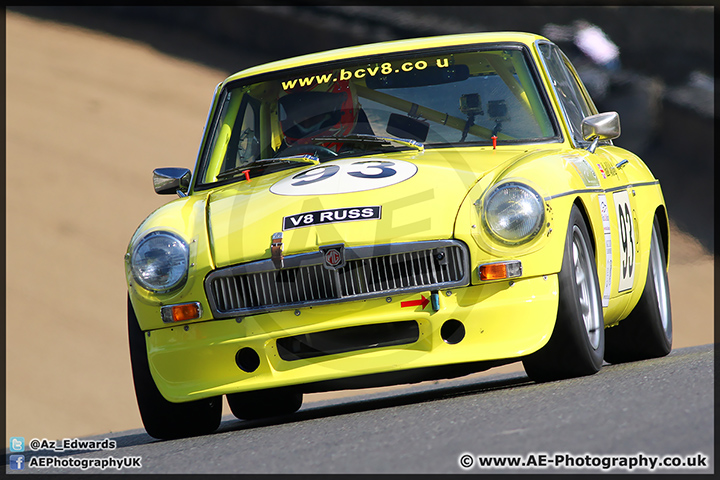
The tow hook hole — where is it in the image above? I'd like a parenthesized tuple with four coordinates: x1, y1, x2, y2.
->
(441, 319, 465, 345)
(236, 347, 260, 373)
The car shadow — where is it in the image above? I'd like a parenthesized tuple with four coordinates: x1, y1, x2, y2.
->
(215, 371, 534, 434)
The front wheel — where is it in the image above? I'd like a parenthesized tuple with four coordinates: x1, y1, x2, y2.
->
(604, 216, 672, 363)
(523, 205, 605, 382)
(128, 297, 222, 439)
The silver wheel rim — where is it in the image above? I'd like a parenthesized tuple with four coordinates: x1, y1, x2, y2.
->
(650, 227, 672, 338)
(572, 225, 602, 350)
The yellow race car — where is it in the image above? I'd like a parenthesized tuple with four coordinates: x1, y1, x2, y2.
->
(125, 32, 671, 439)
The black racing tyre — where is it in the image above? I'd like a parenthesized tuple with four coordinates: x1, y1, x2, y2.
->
(226, 388, 303, 421)
(128, 297, 222, 440)
(604, 216, 672, 363)
(523, 205, 605, 382)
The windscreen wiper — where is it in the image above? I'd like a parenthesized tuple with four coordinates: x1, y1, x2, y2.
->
(309, 134, 424, 153)
(216, 154, 320, 181)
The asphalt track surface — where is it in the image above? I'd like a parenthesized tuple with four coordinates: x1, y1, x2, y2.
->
(7, 344, 714, 474)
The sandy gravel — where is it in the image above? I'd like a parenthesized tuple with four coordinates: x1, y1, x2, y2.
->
(5, 11, 714, 441)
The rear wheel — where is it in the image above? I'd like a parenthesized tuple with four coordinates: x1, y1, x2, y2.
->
(227, 388, 303, 421)
(523, 205, 605, 382)
(604, 216, 672, 363)
(128, 297, 222, 439)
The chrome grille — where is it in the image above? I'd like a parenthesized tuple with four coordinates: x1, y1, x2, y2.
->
(206, 240, 469, 318)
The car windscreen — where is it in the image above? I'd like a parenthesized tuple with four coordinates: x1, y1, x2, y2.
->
(196, 44, 559, 188)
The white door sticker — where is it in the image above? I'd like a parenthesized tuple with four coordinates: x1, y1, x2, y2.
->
(598, 194, 612, 307)
(613, 190, 635, 292)
(270, 158, 417, 196)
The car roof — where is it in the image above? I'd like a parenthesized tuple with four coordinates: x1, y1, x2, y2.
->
(223, 31, 549, 84)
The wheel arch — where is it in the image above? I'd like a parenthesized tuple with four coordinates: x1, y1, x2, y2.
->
(653, 205, 670, 268)
(571, 196, 597, 257)
(545, 195, 599, 277)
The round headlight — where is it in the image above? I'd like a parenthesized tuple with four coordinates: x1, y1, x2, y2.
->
(130, 231, 189, 292)
(483, 182, 545, 245)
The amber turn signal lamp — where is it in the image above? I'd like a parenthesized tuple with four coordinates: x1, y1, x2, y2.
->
(478, 261, 522, 281)
(161, 302, 202, 323)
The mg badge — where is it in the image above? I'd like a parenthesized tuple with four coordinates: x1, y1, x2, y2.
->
(320, 244, 345, 270)
(325, 249, 342, 266)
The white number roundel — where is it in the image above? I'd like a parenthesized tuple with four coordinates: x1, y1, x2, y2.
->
(613, 190, 635, 292)
(270, 158, 418, 196)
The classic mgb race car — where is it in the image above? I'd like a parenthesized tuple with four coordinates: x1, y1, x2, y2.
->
(125, 32, 672, 439)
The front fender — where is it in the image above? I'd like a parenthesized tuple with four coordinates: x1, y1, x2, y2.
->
(453, 149, 581, 284)
(126, 194, 215, 331)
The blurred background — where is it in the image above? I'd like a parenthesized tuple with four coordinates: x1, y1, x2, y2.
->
(5, 6, 714, 442)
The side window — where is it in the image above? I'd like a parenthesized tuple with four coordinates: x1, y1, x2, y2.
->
(201, 89, 262, 184)
(538, 43, 597, 146)
(223, 97, 260, 171)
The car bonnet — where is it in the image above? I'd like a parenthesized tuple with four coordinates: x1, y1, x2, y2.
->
(205, 148, 533, 268)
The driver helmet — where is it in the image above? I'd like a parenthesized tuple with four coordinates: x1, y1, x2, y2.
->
(278, 79, 359, 149)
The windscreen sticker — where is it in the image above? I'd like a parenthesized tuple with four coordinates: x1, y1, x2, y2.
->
(598, 194, 612, 307)
(283, 206, 381, 230)
(270, 158, 417, 196)
(281, 58, 451, 91)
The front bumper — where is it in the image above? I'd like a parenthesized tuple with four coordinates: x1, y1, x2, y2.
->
(146, 274, 558, 402)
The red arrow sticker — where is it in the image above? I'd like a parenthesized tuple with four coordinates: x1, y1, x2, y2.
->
(401, 295, 429, 309)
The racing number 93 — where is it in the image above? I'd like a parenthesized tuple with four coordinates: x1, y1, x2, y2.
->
(613, 190, 635, 292)
(292, 161, 397, 186)
(270, 159, 418, 196)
